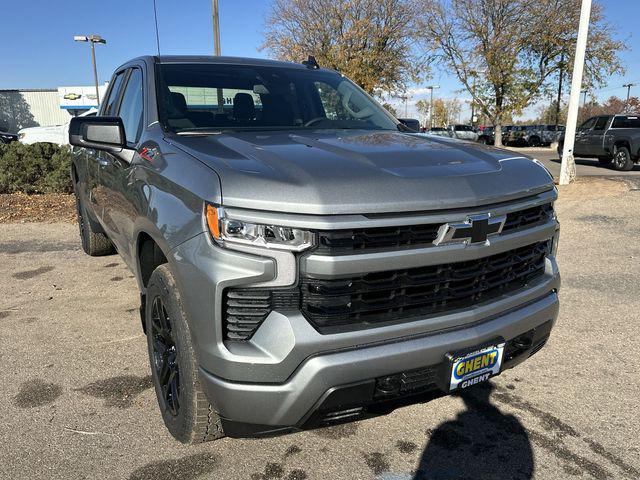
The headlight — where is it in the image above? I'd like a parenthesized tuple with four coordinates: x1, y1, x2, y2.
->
(205, 204, 315, 252)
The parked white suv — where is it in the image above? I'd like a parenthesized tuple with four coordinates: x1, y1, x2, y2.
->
(18, 109, 97, 146)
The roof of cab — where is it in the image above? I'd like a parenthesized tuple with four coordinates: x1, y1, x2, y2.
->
(155, 55, 313, 69)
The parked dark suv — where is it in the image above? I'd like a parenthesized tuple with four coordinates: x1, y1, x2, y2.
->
(69, 56, 560, 443)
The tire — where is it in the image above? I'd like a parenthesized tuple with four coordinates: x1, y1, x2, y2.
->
(145, 264, 224, 444)
(478, 137, 488, 145)
(612, 146, 634, 171)
(74, 182, 115, 256)
(528, 136, 540, 147)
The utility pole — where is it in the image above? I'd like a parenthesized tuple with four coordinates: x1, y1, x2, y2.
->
(211, 0, 221, 55)
(560, 0, 592, 186)
(426, 85, 440, 128)
(623, 83, 635, 110)
(211, 0, 224, 113)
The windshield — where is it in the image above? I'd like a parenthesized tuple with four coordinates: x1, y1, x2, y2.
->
(157, 63, 398, 133)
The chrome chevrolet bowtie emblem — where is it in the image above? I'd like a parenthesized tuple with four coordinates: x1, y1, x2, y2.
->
(434, 213, 506, 246)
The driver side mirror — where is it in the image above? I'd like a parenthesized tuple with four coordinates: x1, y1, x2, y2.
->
(69, 116, 126, 151)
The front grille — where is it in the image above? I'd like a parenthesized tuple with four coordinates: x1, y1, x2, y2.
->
(503, 203, 553, 232)
(301, 241, 550, 332)
(223, 288, 299, 340)
(315, 203, 553, 254)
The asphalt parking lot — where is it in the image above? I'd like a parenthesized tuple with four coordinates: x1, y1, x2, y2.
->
(509, 147, 640, 178)
(1, 176, 639, 480)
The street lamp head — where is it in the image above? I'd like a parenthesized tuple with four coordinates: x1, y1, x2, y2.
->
(88, 35, 107, 44)
(75, 34, 106, 44)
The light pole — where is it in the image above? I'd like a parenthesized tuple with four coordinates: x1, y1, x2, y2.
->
(426, 85, 440, 128)
(74, 35, 106, 106)
(560, 0, 591, 186)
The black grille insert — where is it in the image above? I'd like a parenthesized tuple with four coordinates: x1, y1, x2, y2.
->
(223, 288, 299, 341)
(301, 241, 550, 332)
(315, 203, 553, 254)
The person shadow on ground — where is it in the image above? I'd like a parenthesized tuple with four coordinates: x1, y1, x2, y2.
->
(412, 382, 534, 480)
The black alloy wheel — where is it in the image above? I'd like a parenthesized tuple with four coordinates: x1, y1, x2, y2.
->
(612, 146, 634, 171)
(150, 296, 180, 416)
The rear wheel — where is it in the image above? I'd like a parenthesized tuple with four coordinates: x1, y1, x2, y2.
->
(528, 136, 541, 147)
(74, 181, 115, 256)
(146, 264, 224, 444)
(612, 146, 634, 171)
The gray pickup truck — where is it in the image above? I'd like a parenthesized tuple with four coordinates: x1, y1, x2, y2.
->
(558, 114, 640, 171)
(69, 55, 560, 444)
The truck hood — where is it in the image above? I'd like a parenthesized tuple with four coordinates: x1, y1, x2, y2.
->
(171, 130, 554, 215)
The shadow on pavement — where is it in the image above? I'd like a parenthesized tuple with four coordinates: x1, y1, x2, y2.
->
(413, 382, 533, 480)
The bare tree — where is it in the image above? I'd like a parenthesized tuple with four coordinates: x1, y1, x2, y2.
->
(262, 0, 428, 95)
(419, 0, 624, 146)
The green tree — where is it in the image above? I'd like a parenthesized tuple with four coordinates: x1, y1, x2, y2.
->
(262, 0, 428, 95)
(419, 0, 624, 146)
(416, 98, 461, 127)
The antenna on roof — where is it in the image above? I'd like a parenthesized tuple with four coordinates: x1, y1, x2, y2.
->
(152, 0, 161, 56)
(302, 56, 320, 69)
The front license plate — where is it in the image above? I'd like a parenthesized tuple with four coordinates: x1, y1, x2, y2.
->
(449, 343, 505, 391)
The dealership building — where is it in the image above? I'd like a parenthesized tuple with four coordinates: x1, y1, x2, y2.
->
(0, 84, 107, 133)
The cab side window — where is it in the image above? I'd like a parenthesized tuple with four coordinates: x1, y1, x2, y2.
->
(579, 117, 596, 130)
(117, 69, 144, 144)
(103, 71, 127, 116)
(593, 116, 608, 131)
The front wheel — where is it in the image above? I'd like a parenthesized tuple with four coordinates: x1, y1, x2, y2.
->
(612, 146, 634, 171)
(145, 264, 224, 443)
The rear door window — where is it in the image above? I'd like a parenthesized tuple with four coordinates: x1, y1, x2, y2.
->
(612, 116, 640, 128)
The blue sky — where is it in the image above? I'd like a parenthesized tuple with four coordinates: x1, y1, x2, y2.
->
(1, 0, 638, 120)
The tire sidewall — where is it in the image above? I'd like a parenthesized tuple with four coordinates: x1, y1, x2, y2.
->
(613, 147, 632, 171)
(73, 183, 90, 253)
(145, 264, 200, 443)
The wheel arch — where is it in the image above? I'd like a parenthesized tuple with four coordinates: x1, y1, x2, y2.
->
(135, 230, 169, 332)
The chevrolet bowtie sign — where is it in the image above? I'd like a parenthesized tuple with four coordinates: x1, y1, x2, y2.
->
(433, 213, 506, 246)
(59, 85, 107, 109)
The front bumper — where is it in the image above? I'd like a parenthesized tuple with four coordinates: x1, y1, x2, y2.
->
(166, 189, 560, 434)
(199, 288, 558, 434)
